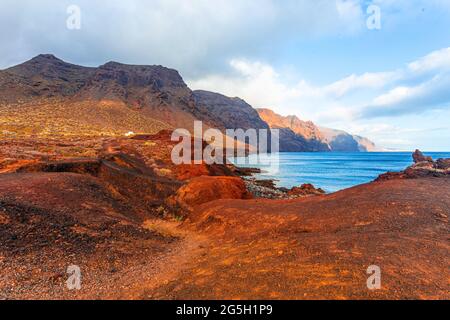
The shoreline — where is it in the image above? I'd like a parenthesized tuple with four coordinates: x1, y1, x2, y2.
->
(233, 150, 450, 194)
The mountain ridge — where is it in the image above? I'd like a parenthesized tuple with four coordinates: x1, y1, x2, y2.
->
(0, 54, 377, 151)
(258, 108, 378, 152)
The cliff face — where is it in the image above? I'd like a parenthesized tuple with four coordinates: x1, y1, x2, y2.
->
(353, 135, 378, 152)
(257, 108, 378, 152)
(192, 90, 269, 131)
(319, 127, 378, 152)
(257, 108, 323, 140)
(76, 61, 200, 131)
(272, 128, 331, 152)
(257, 108, 330, 152)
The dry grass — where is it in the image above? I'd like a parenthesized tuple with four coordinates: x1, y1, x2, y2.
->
(0, 99, 170, 139)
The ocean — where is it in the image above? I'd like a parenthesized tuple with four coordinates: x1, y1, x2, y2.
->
(233, 152, 450, 193)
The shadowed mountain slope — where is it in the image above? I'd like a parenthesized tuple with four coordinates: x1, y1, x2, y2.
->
(193, 90, 269, 131)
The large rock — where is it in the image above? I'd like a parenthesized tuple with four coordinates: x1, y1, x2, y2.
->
(174, 176, 252, 207)
(412, 150, 433, 163)
(377, 150, 450, 181)
(288, 184, 325, 197)
(436, 158, 450, 170)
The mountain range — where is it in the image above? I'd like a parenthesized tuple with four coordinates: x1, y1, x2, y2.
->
(0, 54, 377, 152)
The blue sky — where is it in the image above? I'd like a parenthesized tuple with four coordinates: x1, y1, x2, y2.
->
(1, 0, 450, 150)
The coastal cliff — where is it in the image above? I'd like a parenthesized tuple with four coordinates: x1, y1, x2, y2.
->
(257, 108, 378, 152)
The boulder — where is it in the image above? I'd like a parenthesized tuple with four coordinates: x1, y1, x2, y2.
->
(376, 171, 407, 182)
(412, 150, 433, 163)
(436, 158, 450, 170)
(174, 176, 252, 207)
(288, 184, 325, 197)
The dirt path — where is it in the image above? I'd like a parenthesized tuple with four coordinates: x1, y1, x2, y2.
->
(134, 177, 450, 300)
(117, 219, 209, 300)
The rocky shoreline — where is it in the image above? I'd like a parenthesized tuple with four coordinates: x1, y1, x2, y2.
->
(240, 149, 450, 200)
(244, 178, 325, 200)
(377, 149, 450, 181)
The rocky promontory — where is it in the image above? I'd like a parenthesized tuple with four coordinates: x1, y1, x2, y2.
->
(377, 149, 450, 181)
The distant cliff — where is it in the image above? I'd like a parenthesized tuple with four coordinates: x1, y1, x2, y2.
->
(258, 108, 378, 152)
(257, 108, 330, 152)
(319, 127, 379, 152)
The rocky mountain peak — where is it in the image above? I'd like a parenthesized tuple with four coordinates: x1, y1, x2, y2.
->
(31, 54, 62, 62)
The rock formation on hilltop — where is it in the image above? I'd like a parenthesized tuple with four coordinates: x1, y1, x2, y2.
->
(77, 61, 200, 130)
(0, 54, 96, 101)
(0, 55, 194, 136)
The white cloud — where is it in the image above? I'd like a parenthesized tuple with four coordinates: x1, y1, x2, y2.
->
(408, 47, 450, 74)
(324, 71, 401, 97)
(188, 59, 343, 122)
(361, 74, 450, 117)
(190, 46, 450, 123)
(355, 47, 450, 118)
(0, 0, 366, 74)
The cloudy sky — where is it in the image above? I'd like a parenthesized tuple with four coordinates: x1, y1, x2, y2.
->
(1, 0, 450, 150)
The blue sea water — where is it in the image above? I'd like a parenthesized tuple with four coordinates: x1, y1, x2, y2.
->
(233, 152, 450, 193)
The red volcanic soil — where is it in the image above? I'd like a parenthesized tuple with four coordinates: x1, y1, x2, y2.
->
(0, 172, 180, 299)
(0, 136, 449, 300)
(146, 177, 450, 300)
(173, 176, 252, 207)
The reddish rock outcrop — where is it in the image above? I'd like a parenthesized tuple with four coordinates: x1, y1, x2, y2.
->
(377, 150, 450, 182)
(436, 158, 450, 170)
(173, 176, 252, 207)
(288, 183, 325, 197)
(175, 163, 236, 181)
(413, 149, 433, 163)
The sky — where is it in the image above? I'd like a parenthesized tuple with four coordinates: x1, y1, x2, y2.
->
(1, 0, 450, 151)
